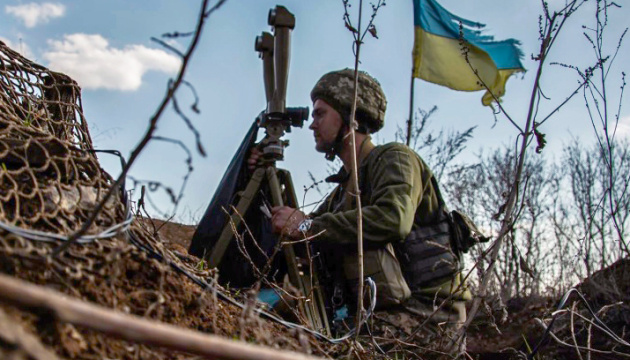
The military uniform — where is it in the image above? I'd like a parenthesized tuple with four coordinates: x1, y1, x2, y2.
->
(306, 69, 469, 356)
(309, 139, 468, 356)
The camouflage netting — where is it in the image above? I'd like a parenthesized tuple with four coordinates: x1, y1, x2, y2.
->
(0, 41, 332, 359)
(0, 40, 123, 238)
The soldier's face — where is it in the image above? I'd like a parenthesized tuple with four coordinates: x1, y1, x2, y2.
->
(309, 99, 345, 153)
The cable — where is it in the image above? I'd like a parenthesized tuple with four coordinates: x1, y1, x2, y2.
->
(327, 277, 377, 342)
(528, 287, 629, 359)
(126, 228, 377, 344)
(0, 149, 132, 245)
(0, 211, 132, 243)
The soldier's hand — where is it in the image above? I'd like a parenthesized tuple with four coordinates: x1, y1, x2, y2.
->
(271, 206, 306, 239)
(247, 147, 263, 171)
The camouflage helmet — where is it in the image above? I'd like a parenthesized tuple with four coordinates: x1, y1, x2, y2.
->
(310, 69, 386, 134)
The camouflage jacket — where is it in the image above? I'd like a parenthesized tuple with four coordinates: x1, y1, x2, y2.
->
(310, 141, 441, 244)
(310, 140, 468, 301)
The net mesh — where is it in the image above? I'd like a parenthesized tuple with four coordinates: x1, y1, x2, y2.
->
(0, 40, 123, 238)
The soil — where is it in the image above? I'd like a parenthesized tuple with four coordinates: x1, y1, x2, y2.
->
(1, 218, 628, 360)
(0, 219, 338, 360)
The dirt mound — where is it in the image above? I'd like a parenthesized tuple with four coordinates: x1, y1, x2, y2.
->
(144, 218, 196, 252)
(466, 262, 630, 360)
(0, 220, 329, 359)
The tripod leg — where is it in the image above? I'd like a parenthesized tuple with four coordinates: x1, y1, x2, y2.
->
(206, 167, 265, 268)
(278, 169, 331, 336)
(269, 168, 330, 336)
(265, 167, 317, 327)
(265, 168, 302, 284)
(206, 164, 329, 335)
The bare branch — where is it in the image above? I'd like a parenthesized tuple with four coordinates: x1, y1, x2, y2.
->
(53, 0, 220, 256)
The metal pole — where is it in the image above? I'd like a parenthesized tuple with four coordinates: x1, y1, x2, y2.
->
(406, 73, 416, 147)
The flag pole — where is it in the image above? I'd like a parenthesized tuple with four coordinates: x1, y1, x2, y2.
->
(406, 71, 415, 147)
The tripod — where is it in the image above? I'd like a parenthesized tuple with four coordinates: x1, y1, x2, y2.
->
(204, 5, 330, 336)
(206, 164, 330, 335)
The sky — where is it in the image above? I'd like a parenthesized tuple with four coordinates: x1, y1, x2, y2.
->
(1, 0, 628, 224)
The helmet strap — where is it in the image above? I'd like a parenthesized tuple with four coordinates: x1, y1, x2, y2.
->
(325, 124, 348, 161)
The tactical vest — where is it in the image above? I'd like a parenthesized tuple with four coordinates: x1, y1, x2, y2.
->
(326, 143, 460, 308)
(356, 144, 459, 302)
(394, 178, 459, 293)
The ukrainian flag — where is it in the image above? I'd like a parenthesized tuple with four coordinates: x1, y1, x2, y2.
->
(412, 0, 525, 105)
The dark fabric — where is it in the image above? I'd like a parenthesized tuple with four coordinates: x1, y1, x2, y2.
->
(395, 213, 459, 290)
(189, 120, 284, 287)
(430, 176, 490, 254)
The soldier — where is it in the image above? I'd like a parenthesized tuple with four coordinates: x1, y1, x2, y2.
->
(249, 69, 470, 356)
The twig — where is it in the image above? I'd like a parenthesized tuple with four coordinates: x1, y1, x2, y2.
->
(459, 0, 587, 342)
(557, 307, 630, 345)
(0, 273, 326, 360)
(570, 301, 585, 360)
(534, 318, 630, 357)
(224, 206, 308, 324)
(343, 0, 375, 337)
(587, 311, 593, 360)
(281, 230, 327, 245)
(52, 0, 219, 256)
(0, 307, 60, 360)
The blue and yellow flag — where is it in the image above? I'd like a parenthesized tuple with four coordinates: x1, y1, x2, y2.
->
(412, 0, 525, 105)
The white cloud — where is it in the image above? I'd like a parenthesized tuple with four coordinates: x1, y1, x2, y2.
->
(43, 34, 181, 91)
(0, 37, 33, 59)
(617, 115, 630, 139)
(5, 3, 65, 28)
